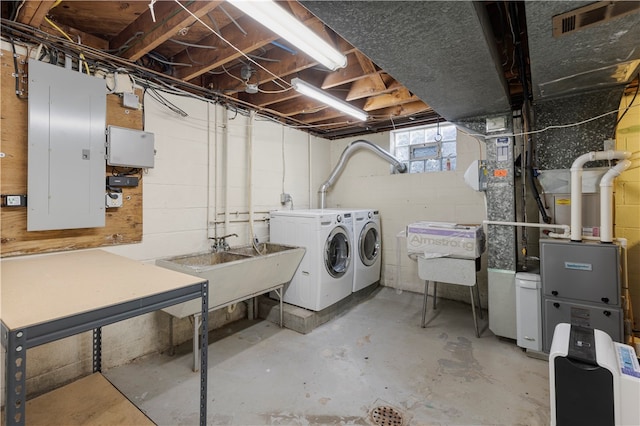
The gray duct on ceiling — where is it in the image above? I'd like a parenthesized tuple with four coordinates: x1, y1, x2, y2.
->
(525, 1, 640, 101)
(301, 1, 512, 122)
(524, 2, 639, 169)
(303, 1, 640, 119)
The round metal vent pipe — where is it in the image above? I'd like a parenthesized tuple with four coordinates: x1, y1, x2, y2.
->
(318, 139, 407, 209)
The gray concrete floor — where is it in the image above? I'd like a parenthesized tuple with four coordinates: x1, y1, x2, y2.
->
(104, 287, 550, 425)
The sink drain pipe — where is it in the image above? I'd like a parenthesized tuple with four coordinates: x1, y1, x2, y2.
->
(319, 139, 407, 209)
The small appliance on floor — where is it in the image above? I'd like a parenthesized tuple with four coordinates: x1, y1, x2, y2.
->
(549, 323, 640, 426)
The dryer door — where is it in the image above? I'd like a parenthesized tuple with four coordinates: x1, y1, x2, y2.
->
(359, 222, 380, 266)
(324, 226, 351, 278)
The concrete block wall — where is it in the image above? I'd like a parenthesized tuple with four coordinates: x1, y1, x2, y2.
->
(324, 131, 488, 305)
(6, 92, 330, 400)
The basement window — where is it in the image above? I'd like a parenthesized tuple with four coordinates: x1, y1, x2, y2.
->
(391, 122, 457, 173)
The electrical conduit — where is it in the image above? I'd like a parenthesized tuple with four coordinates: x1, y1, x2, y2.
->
(319, 140, 407, 209)
(570, 150, 631, 241)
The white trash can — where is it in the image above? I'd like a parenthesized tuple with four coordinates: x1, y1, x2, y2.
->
(516, 272, 542, 351)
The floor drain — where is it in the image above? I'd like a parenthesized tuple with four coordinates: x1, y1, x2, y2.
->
(369, 405, 404, 426)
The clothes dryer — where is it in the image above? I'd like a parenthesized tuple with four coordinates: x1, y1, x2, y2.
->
(269, 209, 354, 311)
(334, 208, 382, 291)
(351, 209, 381, 291)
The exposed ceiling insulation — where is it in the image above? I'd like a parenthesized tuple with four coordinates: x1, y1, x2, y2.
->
(304, 0, 640, 123)
(1, 1, 638, 138)
(302, 1, 513, 122)
(526, 1, 640, 100)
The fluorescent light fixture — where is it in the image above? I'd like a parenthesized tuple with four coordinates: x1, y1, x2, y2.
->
(291, 78, 368, 121)
(227, 0, 347, 71)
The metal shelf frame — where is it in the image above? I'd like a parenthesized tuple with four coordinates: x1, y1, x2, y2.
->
(2, 281, 209, 426)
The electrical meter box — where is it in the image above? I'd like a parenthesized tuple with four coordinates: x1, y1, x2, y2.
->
(106, 125, 155, 168)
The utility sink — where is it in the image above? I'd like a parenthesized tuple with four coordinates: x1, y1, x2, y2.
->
(165, 251, 252, 267)
(156, 243, 305, 319)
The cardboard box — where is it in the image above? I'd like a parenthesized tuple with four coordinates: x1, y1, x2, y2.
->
(406, 221, 485, 259)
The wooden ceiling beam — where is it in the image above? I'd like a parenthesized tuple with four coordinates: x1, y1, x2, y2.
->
(237, 70, 323, 107)
(277, 92, 366, 118)
(321, 52, 381, 89)
(240, 88, 300, 108)
(211, 37, 356, 94)
(112, 1, 224, 61)
(210, 20, 331, 93)
(271, 97, 329, 117)
(40, 20, 109, 50)
(173, 14, 288, 81)
(369, 101, 433, 119)
(305, 118, 368, 131)
(354, 51, 377, 75)
(292, 107, 351, 124)
(346, 74, 400, 101)
(17, 1, 56, 28)
(363, 88, 419, 112)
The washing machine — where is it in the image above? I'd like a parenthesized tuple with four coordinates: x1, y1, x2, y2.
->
(269, 209, 354, 311)
(337, 209, 382, 292)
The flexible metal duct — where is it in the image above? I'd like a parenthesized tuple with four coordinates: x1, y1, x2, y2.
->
(319, 139, 407, 209)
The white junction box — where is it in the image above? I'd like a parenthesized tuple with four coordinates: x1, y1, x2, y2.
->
(407, 221, 485, 258)
(105, 193, 123, 208)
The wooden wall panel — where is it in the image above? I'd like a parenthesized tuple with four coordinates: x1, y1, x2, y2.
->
(0, 50, 144, 257)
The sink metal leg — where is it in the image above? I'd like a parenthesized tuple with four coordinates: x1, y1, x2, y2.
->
(247, 298, 255, 320)
(193, 313, 201, 372)
(421, 280, 428, 328)
(276, 287, 283, 327)
(469, 286, 481, 338)
(168, 316, 175, 356)
(474, 283, 484, 319)
(433, 281, 438, 309)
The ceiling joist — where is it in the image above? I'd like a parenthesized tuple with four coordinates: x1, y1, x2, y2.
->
(4, 0, 443, 139)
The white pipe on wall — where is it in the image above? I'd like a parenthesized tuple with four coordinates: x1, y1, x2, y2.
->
(569, 150, 630, 242)
(600, 159, 632, 243)
(207, 103, 217, 239)
(308, 132, 313, 208)
(223, 108, 230, 234)
(483, 220, 571, 238)
(247, 110, 259, 249)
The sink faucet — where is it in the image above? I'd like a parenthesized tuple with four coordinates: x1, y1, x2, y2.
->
(209, 233, 238, 252)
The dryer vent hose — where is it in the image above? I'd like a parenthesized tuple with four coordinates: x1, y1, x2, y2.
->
(319, 140, 407, 208)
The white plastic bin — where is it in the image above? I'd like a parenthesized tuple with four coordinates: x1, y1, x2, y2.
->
(516, 272, 542, 351)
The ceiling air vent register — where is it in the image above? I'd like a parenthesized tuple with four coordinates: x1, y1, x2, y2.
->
(552, 1, 640, 37)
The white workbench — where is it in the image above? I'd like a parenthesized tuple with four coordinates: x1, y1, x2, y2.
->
(1, 249, 209, 426)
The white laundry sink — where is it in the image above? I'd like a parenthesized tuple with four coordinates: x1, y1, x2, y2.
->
(156, 243, 305, 319)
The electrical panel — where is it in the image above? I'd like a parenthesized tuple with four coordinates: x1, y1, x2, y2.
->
(106, 125, 155, 168)
(27, 60, 106, 231)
